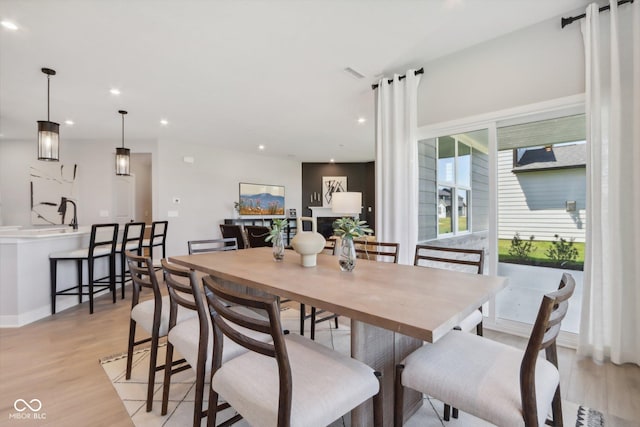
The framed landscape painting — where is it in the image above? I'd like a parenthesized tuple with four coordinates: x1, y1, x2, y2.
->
(239, 183, 285, 216)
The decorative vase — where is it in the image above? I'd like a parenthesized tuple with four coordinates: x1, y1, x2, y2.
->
(338, 237, 357, 272)
(291, 217, 325, 267)
(272, 231, 285, 261)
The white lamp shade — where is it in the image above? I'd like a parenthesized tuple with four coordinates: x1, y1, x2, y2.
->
(331, 192, 362, 215)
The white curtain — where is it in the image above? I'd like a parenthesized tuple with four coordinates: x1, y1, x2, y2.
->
(579, 0, 640, 365)
(375, 70, 421, 265)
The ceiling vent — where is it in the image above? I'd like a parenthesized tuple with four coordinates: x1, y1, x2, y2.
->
(343, 67, 366, 80)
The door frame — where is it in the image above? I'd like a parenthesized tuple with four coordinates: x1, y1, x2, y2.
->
(416, 93, 585, 348)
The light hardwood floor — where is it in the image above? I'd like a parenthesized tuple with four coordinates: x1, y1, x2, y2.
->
(1, 286, 638, 426)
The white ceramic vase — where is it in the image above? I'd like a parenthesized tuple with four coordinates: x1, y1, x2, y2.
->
(291, 216, 325, 267)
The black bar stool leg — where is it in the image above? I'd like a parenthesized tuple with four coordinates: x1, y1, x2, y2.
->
(50, 259, 57, 314)
(77, 260, 83, 304)
(300, 303, 305, 336)
(88, 259, 94, 314)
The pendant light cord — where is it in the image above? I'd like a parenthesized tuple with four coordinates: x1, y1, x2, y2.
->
(46, 74, 50, 121)
(121, 113, 125, 148)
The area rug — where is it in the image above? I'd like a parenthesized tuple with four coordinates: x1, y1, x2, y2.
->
(576, 406, 605, 427)
(100, 308, 605, 427)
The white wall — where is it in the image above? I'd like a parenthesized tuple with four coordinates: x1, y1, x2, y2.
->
(156, 140, 301, 257)
(0, 138, 302, 258)
(418, 15, 585, 126)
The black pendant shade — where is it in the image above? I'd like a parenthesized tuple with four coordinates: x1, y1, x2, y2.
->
(115, 110, 130, 176)
(38, 68, 59, 161)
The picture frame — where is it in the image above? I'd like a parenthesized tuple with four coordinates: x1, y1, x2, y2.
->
(322, 176, 347, 207)
(238, 182, 285, 216)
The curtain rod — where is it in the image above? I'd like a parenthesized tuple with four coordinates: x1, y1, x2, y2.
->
(371, 68, 424, 90)
(561, 0, 634, 28)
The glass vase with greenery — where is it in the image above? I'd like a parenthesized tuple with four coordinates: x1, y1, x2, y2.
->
(332, 218, 373, 271)
(266, 218, 288, 261)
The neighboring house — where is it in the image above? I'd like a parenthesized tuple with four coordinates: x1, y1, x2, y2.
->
(498, 143, 587, 242)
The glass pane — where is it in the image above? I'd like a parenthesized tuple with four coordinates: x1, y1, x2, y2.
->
(437, 136, 455, 184)
(496, 113, 586, 334)
(457, 142, 471, 187)
(438, 186, 453, 234)
(457, 189, 469, 232)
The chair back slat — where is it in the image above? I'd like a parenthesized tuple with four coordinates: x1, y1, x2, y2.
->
(188, 238, 238, 254)
(90, 223, 119, 257)
(520, 272, 575, 426)
(414, 244, 484, 274)
(125, 250, 161, 307)
(161, 259, 199, 312)
(121, 222, 145, 254)
(323, 237, 337, 255)
(353, 240, 400, 263)
(149, 221, 168, 246)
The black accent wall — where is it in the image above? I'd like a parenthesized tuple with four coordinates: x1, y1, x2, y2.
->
(301, 162, 375, 234)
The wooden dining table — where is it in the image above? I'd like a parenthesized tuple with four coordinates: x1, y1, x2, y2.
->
(169, 247, 507, 427)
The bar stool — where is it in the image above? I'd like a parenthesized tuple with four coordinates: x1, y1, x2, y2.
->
(115, 222, 145, 299)
(49, 223, 119, 314)
(141, 220, 168, 269)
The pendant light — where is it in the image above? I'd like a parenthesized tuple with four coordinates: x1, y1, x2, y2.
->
(37, 68, 60, 161)
(115, 110, 130, 176)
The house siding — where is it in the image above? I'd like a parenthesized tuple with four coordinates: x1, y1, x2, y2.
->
(418, 139, 437, 241)
(419, 139, 490, 241)
(498, 150, 586, 242)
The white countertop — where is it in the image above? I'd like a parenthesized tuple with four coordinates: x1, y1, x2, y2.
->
(0, 226, 91, 241)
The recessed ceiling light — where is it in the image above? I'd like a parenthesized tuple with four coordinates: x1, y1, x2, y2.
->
(258, 145, 265, 151)
(1, 21, 18, 31)
(330, 158, 335, 163)
(65, 120, 74, 125)
(357, 117, 366, 124)
(110, 88, 121, 95)
(160, 119, 169, 126)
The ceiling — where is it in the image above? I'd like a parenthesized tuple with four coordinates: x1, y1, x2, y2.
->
(0, 0, 591, 162)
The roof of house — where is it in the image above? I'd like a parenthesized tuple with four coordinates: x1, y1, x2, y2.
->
(512, 143, 586, 172)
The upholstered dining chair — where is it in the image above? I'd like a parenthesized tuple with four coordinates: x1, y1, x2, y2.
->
(160, 259, 267, 427)
(394, 272, 575, 427)
(219, 224, 247, 249)
(301, 240, 400, 341)
(203, 275, 384, 427)
(414, 244, 484, 335)
(188, 237, 238, 254)
(244, 225, 272, 248)
(115, 221, 145, 299)
(141, 220, 168, 269)
(413, 244, 484, 420)
(124, 250, 195, 412)
(49, 223, 119, 314)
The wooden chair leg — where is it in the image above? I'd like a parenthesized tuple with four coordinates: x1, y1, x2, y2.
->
(334, 316, 339, 329)
(373, 371, 383, 427)
(120, 252, 126, 299)
(126, 320, 136, 380)
(161, 342, 174, 415)
(394, 364, 404, 427)
(146, 330, 160, 412)
(443, 403, 451, 421)
(452, 407, 458, 419)
(551, 386, 563, 426)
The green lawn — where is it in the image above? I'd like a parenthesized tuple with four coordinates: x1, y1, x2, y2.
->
(438, 216, 467, 234)
(498, 238, 585, 270)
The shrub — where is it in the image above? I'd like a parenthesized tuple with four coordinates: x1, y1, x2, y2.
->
(508, 232, 536, 260)
(545, 234, 579, 266)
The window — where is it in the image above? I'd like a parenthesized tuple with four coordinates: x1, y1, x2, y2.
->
(437, 136, 472, 236)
